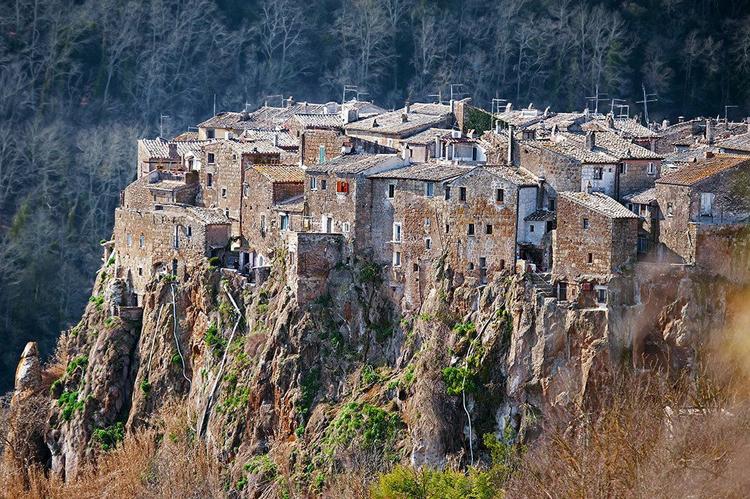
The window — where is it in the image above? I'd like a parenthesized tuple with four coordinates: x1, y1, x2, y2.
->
(280, 214, 290, 231)
(318, 145, 326, 164)
(186, 226, 192, 237)
(459, 186, 467, 201)
(472, 147, 478, 161)
(593, 167, 603, 180)
(206, 129, 215, 139)
(243, 184, 249, 196)
(310, 177, 317, 190)
(583, 218, 590, 229)
(700, 192, 715, 217)
(393, 251, 401, 267)
(413, 263, 419, 272)
(619, 163, 628, 174)
(260, 214, 266, 233)
(667, 202, 674, 217)
(423, 218, 431, 229)
(336, 180, 350, 193)
(587, 252, 593, 264)
(173, 226, 180, 249)
(495, 188, 504, 203)
(444, 186, 451, 200)
(548, 198, 556, 211)
(392, 223, 402, 242)
(445, 223, 450, 233)
(424, 181, 435, 197)
(468, 223, 475, 236)
(207, 153, 215, 164)
(647, 162, 656, 175)
(468, 262, 475, 270)
(485, 224, 493, 235)
(139, 235, 145, 248)
(221, 187, 227, 198)
(321, 179, 327, 190)
(500, 259, 506, 270)
(388, 184, 395, 198)
(127, 234, 132, 247)
(207, 173, 213, 187)
(425, 238, 432, 249)
(342, 222, 350, 233)
(596, 287, 607, 304)
(138, 267, 143, 277)
(557, 282, 568, 301)
(387, 138, 394, 147)
(224, 208, 229, 218)
(530, 224, 535, 233)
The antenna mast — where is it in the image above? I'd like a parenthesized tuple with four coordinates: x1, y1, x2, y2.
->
(160, 114, 170, 138)
(636, 84, 658, 125)
(585, 85, 608, 114)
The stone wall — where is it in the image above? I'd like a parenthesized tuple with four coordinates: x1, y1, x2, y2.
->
(553, 196, 637, 280)
(301, 129, 343, 166)
(619, 159, 660, 200)
(694, 224, 750, 284)
(200, 142, 244, 239)
(284, 231, 345, 304)
(654, 183, 696, 262)
(113, 207, 230, 301)
(519, 142, 581, 195)
(304, 172, 361, 246)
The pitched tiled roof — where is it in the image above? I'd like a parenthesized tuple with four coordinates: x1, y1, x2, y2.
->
(172, 131, 199, 142)
(250, 164, 304, 183)
(344, 107, 451, 136)
(663, 147, 710, 164)
(198, 103, 329, 130)
(563, 131, 661, 160)
(560, 191, 639, 219)
(583, 117, 657, 138)
(404, 128, 454, 145)
(717, 133, 750, 153)
(291, 113, 343, 129)
(656, 155, 750, 186)
(369, 163, 470, 181)
(241, 130, 298, 148)
(211, 139, 285, 155)
(185, 206, 232, 225)
(306, 154, 403, 175)
(524, 209, 557, 222)
(139, 138, 212, 159)
(274, 194, 304, 212)
(537, 138, 617, 164)
(495, 109, 545, 128)
(623, 187, 657, 204)
(410, 102, 452, 115)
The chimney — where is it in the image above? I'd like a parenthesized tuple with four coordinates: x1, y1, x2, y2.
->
(450, 99, 455, 114)
(536, 177, 545, 210)
(372, 119, 379, 128)
(507, 125, 514, 165)
(606, 113, 615, 129)
(705, 118, 715, 144)
(273, 133, 279, 147)
(405, 102, 411, 114)
(704, 150, 715, 159)
(505, 102, 512, 113)
(401, 144, 410, 161)
(401, 113, 408, 123)
(434, 136, 441, 159)
(495, 120, 501, 134)
(585, 131, 596, 151)
(168, 143, 178, 159)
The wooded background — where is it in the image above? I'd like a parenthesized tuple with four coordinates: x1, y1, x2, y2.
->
(1, 0, 749, 391)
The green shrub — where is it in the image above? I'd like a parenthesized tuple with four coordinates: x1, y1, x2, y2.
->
(171, 353, 183, 365)
(442, 366, 477, 396)
(106, 254, 115, 267)
(66, 355, 88, 376)
(208, 256, 221, 267)
(402, 363, 416, 388)
(140, 378, 152, 394)
(50, 378, 64, 397)
(58, 390, 85, 421)
(323, 402, 401, 455)
(244, 454, 279, 480)
(371, 465, 495, 499)
(89, 294, 105, 310)
(359, 262, 382, 284)
(452, 321, 476, 337)
(204, 323, 226, 356)
(361, 364, 382, 386)
(297, 368, 320, 418)
(93, 422, 125, 451)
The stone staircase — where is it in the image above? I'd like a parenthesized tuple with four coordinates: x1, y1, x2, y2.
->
(529, 271, 554, 298)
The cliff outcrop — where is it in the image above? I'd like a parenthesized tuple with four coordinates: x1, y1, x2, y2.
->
(3, 253, 745, 496)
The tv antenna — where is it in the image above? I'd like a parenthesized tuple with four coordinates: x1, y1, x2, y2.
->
(263, 94, 284, 107)
(636, 84, 658, 125)
(724, 105, 739, 123)
(342, 85, 358, 104)
(609, 98, 628, 117)
(427, 89, 443, 104)
(159, 114, 170, 138)
(449, 83, 465, 101)
(586, 85, 608, 114)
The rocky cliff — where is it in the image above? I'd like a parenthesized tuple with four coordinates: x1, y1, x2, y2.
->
(3, 252, 744, 496)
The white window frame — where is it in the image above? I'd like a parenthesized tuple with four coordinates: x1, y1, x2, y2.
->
(425, 237, 432, 249)
(310, 176, 317, 190)
(647, 162, 656, 175)
(393, 251, 401, 267)
(595, 286, 607, 305)
(700, 192, 715, 217)
(392, 222, 402, 243)
(424, 181, 435, 197)
(388, 183, 395, 198)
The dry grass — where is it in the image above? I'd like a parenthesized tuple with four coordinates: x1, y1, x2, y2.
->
(0, 402, 224, 499)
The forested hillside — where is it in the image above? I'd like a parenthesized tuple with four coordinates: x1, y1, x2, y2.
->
(1, 0, 750, 392)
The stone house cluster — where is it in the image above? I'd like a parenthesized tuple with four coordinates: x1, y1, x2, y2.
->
(112, 96, 750, 309)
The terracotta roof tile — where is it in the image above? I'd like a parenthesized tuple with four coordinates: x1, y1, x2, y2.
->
(250, 164, 304, 183)
(560, 191, 639, 218)
(306, 153, 404, 175)
(656, 155, 750, 186)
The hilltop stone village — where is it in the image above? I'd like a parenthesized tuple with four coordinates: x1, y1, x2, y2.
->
(111, 98, 750, 315)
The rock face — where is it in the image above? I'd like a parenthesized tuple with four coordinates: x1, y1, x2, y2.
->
(5, 254, 745, 492)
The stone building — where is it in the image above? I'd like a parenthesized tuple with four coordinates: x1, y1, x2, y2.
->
(583, 115, 658, 151)
(622, 187, 659, 255)
(199, 139, 285, 242)
(196, 102, 329, 140)
(122, 170, 199, 210)
(653, 154, 750, 278)
(303, 153, 405, 251)
(343, 103, 453, 148)
(136, 138, 210, 179)
(114, 205, 230, 304)
(552, 191, 639, 306)
(717, 133, 750, 157)
(240, 164, 305, 270)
